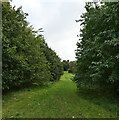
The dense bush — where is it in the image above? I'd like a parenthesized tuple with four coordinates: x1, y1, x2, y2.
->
(2, 3, 63, 92)
(74, 2, 119, 93)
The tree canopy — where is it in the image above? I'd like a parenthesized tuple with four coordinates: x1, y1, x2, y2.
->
(2, 3, 63, 92)
(74, 2, 119, 93)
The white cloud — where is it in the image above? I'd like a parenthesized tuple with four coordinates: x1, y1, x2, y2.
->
(11, 0, 85, 61)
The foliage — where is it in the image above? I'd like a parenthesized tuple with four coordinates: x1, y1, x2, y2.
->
(62, 60, 76, 74)
(74, 2, 119, 93)
(62, 60, 69, 71)
(37, 36, 63, 81)
(68, 61, 76, 74)
(2, 3, 63, 92)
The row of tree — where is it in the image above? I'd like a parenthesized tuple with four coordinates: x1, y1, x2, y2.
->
(2, 3, 63, 92)
(62, 60, 76, 74)
(74, 2, 119, 93)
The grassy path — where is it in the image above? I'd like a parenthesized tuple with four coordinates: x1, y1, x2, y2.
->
(2, 72, 118, 118)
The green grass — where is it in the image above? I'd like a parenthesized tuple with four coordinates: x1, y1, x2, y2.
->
(2, 71, 119, 118)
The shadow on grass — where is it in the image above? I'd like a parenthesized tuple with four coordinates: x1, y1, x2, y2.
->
(3, 81, 55, 96)
(76, 87, 119, 117)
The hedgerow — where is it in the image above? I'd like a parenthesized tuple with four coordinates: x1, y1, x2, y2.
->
(2, 3, 63, 92)
(74, 2, 119, 93)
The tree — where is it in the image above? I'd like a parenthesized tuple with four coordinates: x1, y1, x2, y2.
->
(62, 60, 69, 71)
(2, 3, 63, 92)
(68, 61, 76, 74)
(74, 2, 119, 93)
(36, 35, 63, 81)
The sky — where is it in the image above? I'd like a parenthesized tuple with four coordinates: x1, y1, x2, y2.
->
(11, 0, 86, 61)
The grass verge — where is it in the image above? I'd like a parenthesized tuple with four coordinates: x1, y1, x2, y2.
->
(2, 71, 119, 118)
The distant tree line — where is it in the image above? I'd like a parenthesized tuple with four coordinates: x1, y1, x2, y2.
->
(74, 2, 119, 93)
(62, 60, 76, 74)
(2, 3, 63, 92)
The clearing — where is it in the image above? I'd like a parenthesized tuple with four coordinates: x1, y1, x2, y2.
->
(2, 71, 118, 118)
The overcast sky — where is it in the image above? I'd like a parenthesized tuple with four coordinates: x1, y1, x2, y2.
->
(11, 0, 86, 61)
